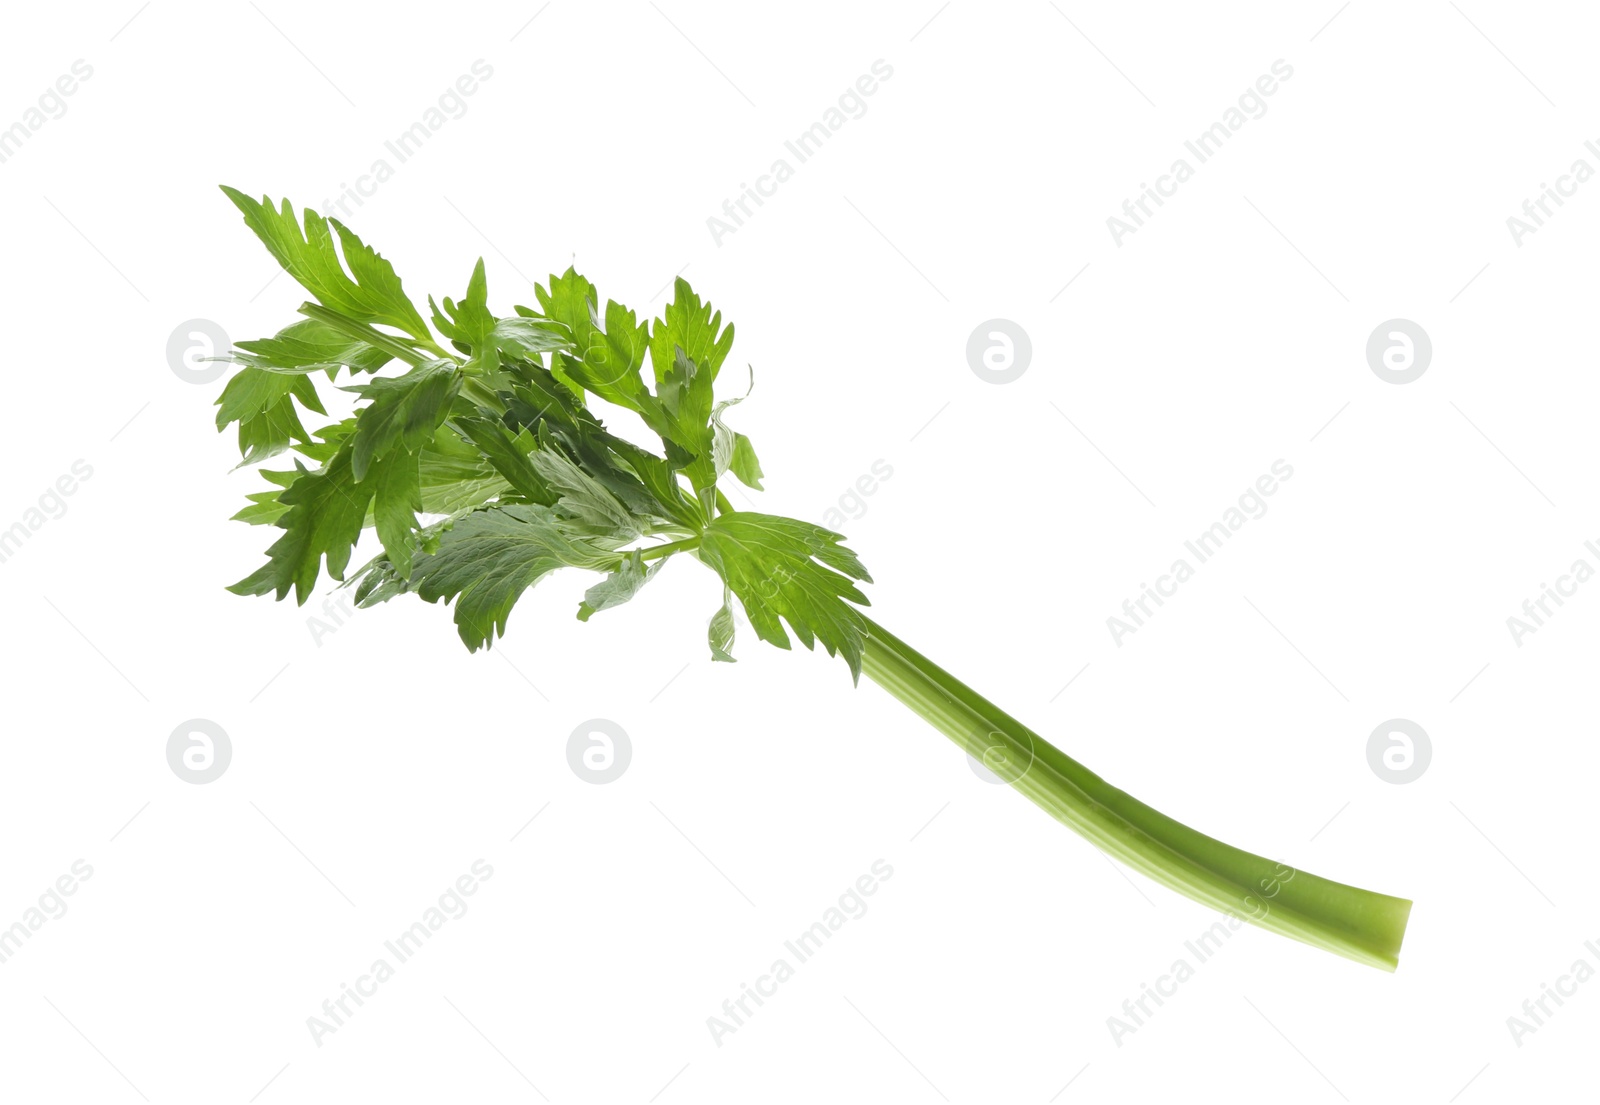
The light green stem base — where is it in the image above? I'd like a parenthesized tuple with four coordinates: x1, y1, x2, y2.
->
(860, 616, 1412, 971)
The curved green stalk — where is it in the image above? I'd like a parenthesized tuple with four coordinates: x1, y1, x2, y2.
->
(859, 616, 1412, 970)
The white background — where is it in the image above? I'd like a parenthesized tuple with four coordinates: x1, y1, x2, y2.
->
(1, 1, 1595, 1101)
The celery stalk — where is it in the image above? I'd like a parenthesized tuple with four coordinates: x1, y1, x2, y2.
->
(860, 616, 1412, 971)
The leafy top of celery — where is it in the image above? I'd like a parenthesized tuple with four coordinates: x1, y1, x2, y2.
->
(216, 188, 872, 677)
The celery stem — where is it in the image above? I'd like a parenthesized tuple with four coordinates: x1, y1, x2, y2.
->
(859, 616, 1412, 970)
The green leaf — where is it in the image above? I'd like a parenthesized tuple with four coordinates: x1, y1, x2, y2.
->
(343, 360, 462, 482)
(697, 512, 873, 680)
(216, 369, 326, 465)
(649, 277, 734, 388)
(232, 318, 393, 377)
(708, 381, 754, 484)
(220, 187, 431, 341)
(215, 368, 320, 430)
(230, 459, 325, 525)
(493, 315, 575, 358)
(229, 446, 374, 603)
(659, 347, 715, 464)
(499, 370, 697, 527)
(234, 397, 308, 466)
(349, 558, 410, 609)
(431, 258, 499, 373)
(415, 427, 513, 514)
(534, 269, 656, 416)
(370, 450, 424, 577)
(409, 503, 625, 650)
(453, 416, 555, 505)
(292, 417, 357, 464)
(231, 491, 291, 526)
(643, 284, 743, 499)
(576, 549, 660, 621)
(514, 305, 586, 402)
(528, 439, 641, 540)
(597, 434, 702, 530)
(646, 279, 737, 481)
(709, 585, 736, 662)
(505, 368, 588, 433)
(729, 432, 764, 490)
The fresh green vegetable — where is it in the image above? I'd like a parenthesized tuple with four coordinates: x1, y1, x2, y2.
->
(211, 187, 1413, 970)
